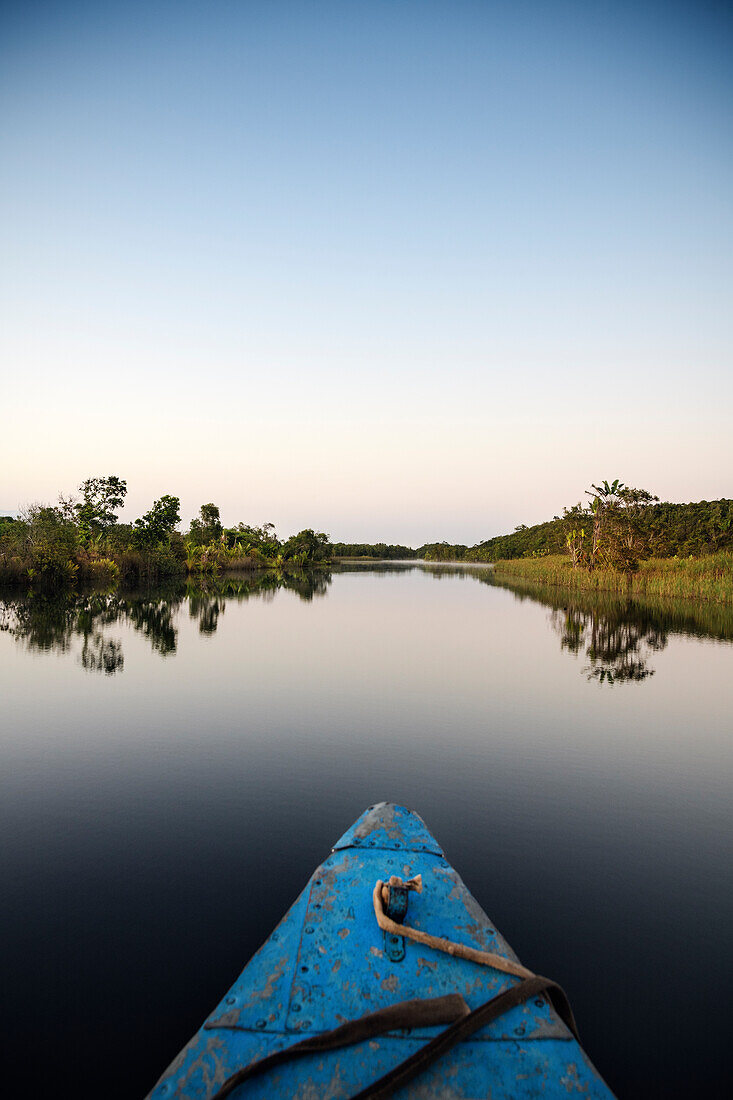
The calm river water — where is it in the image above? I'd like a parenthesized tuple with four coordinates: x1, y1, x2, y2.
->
(2, 563, 732, 1098)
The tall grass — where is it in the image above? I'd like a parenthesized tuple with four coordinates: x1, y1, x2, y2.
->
(0, 556, 28, 585)
(221, 554, 256, 572)
(493, 552, 733, 604)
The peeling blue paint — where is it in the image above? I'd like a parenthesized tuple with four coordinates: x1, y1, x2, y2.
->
(147, 803, 615, 1098)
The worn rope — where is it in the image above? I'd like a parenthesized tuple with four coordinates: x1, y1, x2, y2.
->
(206, 978, 578, 1100)
(351, 975, 580, 1100)
(373, 878, 535, 980)
(204, 875, 573, 1099)
(207, 994, 470, 1099)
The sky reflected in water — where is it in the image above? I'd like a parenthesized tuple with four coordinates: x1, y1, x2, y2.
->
(2, 565, 732, 1098)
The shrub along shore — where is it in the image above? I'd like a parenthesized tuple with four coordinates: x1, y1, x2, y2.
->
(2, 474, 731, 602)
(421, 481, 733, 605)
(0, 477, 331, 590)
(491, 552, 733, 605)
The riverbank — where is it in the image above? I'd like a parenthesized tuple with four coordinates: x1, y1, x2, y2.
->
(492, 552, 733, 604)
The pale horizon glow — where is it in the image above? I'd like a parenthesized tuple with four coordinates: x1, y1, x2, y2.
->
(2, 0, 732, 544)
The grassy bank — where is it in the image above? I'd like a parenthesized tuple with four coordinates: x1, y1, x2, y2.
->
(492, 552, 733, 604)
(488, 569, 733, 642)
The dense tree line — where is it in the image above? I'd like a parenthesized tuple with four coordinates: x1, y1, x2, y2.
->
(422, 492, 733, 569)
(3, 474, 730, 589)
(485, 495, 733, 564)
(464, 520, 564, 562)
(0, 476, 332, 589)
(331, 542, 418, 559)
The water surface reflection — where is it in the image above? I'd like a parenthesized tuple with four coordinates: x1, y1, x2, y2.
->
(0, 569, 332, 673)
(486, 571, 733, 683)
(1, 563, 732, 1099)
(4, 563, 730, 686)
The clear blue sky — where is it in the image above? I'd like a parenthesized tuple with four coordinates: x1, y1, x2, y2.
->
(2, 0, 731, 543)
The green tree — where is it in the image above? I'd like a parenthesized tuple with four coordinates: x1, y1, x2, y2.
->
(585, 479, 624, 566)
(19, 504, 80, 586)
(133, 495, 181, 548)
(75, 476, 127, 542)
(188, 502, 224, 546)
(280, 529, 331, 563)
(583, 480, 658, 572)
(231, 522, 281, 558)
(562, 503, 588, 569)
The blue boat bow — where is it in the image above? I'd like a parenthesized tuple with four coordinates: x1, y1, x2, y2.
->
(147, 803, 615, 1098)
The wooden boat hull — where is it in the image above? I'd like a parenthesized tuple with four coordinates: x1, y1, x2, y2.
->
(148, 803, 615, 1098)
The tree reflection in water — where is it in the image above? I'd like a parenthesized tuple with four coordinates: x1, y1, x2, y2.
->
(488, 568, 733, 685)
(551, 605, 667, 683)
(4, 564, 731, 682)
(188, 594, 224, 635)
(0, 591, 180, 673)
(80, 635, 125, 675)
(0, 569, 332, 673)
(126, 598, 179, 655)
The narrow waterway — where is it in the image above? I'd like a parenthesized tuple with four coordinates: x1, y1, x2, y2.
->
(2, 563, 731, 1098)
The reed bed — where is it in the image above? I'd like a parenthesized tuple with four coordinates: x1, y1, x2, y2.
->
(493, 552, 733, 604)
